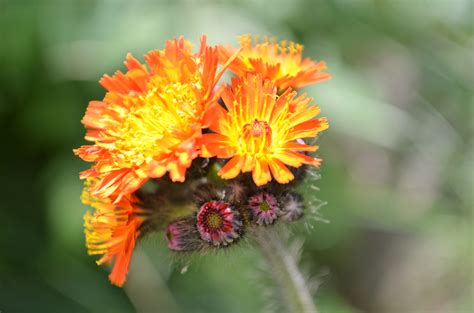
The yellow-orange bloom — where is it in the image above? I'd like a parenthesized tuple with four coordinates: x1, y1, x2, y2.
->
(82, 179, 147, 287)
(219, 34, 330, 90)
(200, 74, 328, 186)
(74, 37, 226, 202)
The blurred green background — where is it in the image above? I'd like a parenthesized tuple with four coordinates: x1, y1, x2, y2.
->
(1, 0, 472, 312)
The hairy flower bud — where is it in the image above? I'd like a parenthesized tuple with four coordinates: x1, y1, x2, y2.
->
(225, 181, 247, 204)
(248, 192, 280, 225)
(279, 193, 304, 222)
(197, 200, 243, 246)
(166, 218, 205, 252)
(193, 182, 222, 206)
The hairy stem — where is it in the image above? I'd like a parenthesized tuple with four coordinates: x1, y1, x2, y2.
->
(254, 227, 317, 313)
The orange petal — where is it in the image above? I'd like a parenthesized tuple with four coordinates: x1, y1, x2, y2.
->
(74, 145, 107, 162)
(117, 173, 147, 203)
(270, 87, 293, 123)
(79, 168, 98, 178)
(200, 46, 219, 98)
(202, 102, 228, 133)
(108, 221, 140, 287)
(148, 160, 167, 178)
(277, 151, 321, 168)
(124, 53, 146, 71)
(81, 101, 108, 129)
(281, 142, 319, 152)
(252, 159, 272, 186)
(168, 162, 186, 182)
(268, 159, 294, 184)
(288, 105, 320, 128)
(287, 118, 328, 141)
(242, 155, 256, 173)
(92, 170, 128, 198)
(219, 156, 244, 179)
(274, 151, 304, 168)
(200, 134, 235, 158)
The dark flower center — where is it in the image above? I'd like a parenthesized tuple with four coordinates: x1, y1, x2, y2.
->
(205, 210, 223, 230)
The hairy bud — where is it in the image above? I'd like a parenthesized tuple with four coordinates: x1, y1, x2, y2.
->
(197, 200, 243, 246)
(166, 218, 206, 252)
(279, 193, 304, 222)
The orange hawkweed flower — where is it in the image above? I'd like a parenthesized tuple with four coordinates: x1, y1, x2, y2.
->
(219, 34, 330, 90)
(74, 36, 228, 202)
(82, 179, 148, 287)
(200, 74, 328, 186)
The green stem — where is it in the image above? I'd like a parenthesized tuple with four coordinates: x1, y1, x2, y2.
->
(254, 227, 317, 313)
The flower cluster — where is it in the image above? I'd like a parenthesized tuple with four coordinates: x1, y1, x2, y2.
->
(75, 35, 330, 286)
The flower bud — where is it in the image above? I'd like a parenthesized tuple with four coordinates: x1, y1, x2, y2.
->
(166, 218, 205, 252)
(193, 182, 222, 206)
(248, 192, 280, 225)
(225, 181, 247, 204)
(197, 200, 243, 246)
(279, 193, 304, 222)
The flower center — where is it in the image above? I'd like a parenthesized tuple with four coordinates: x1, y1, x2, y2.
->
(242, 119, 272, 152)
(248, 192, 280, 225)
(196, 200, 242, 246)
(259, 201, 271, 212)
(111, 78, 201, 167)
(206, 211, 223, 230)
(243, 119, 271, 137)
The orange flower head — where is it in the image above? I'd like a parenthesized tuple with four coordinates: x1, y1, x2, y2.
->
(219, 34, 330, 90)
(200, 74, 329, 186)
(74, 36, 226, 202)
(82, 179, 147, 287)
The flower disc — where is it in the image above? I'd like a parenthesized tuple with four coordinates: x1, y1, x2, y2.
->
(248, 192, 280, 225)
(196, 200, 242, 246)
